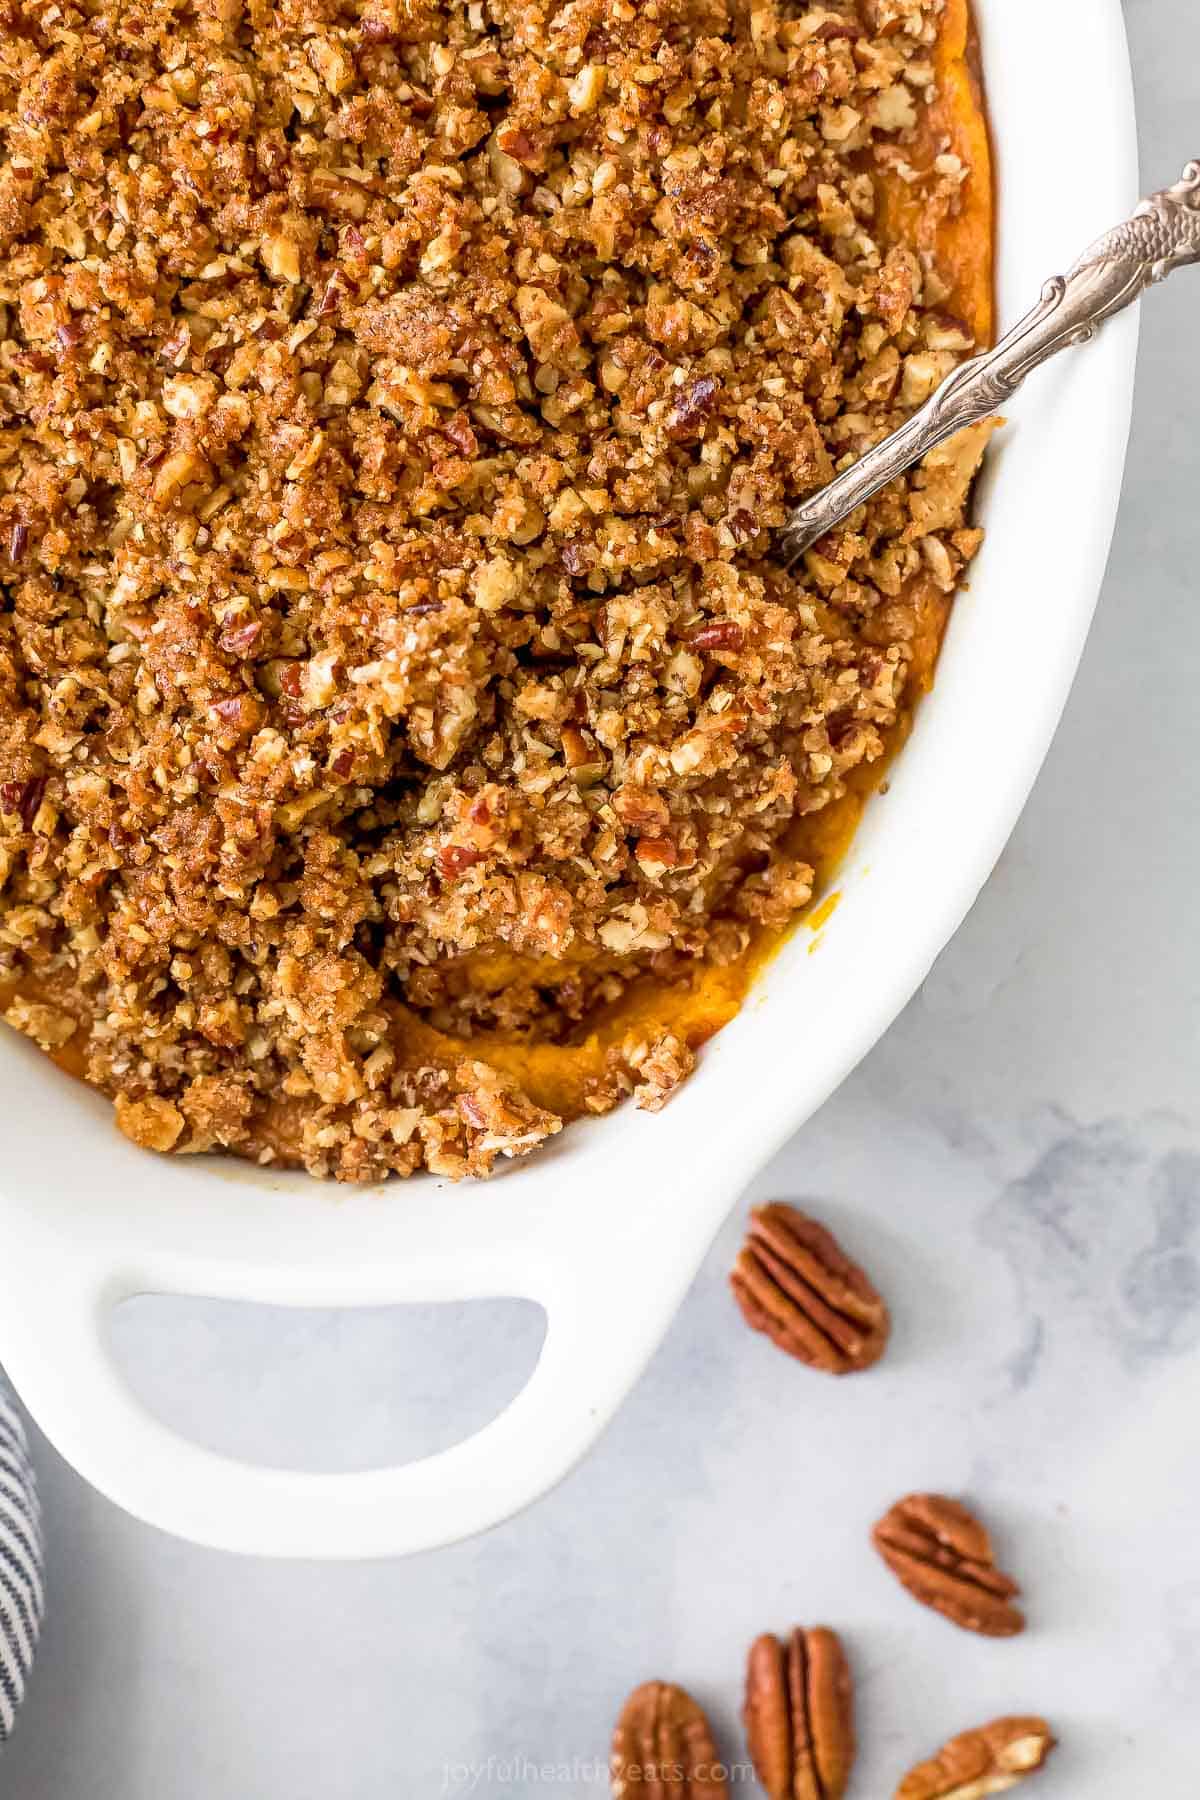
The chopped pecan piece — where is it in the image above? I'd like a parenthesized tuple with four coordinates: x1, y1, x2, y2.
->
(665, 374, 719, 441)
(219, 620, 263, 656)
(810, 19, 863, 42)
(561, 724, 605, 784)
(437, 843, 485, 880)
(743, 1627, 855, 1800)
(1, 776, 48, 831)
(686, 620, 745, 653)
(611, 1680, 728, 1798)
(730, 1204, 890, 1373)
(894, 1718, 1056, 1800)
(872, 1495, 1024, 1637)
(635, 834, 678, 874)
(612, 785, 671, 833)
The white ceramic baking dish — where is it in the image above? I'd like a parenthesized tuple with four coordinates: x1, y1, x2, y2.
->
(0, 0, 1138, 1559)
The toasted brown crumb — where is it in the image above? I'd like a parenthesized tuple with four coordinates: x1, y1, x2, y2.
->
(114, 1094, 185, 1155)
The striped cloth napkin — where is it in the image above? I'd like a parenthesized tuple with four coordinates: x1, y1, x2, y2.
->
(0, 1376, 43, 1744)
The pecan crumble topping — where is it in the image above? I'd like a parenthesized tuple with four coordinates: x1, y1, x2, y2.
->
(0, 0, 992, 1179)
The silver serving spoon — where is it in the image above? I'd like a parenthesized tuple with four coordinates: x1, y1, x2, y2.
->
(780, 160, 1200, 564)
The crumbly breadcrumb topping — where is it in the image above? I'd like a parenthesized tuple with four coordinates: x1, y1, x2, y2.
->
(0, 0, 990, 1180)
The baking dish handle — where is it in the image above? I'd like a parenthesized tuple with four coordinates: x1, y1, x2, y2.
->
(0, 1244, 691, 1560)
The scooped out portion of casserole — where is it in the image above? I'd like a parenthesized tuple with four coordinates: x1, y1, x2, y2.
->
(0, 0, 993, 1180)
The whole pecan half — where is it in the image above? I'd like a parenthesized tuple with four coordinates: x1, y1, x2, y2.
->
(730, 1204, 890, 1373)
(611, 1680, 728, 1798)
(872, 1494, 1024, 1636)
(743, 1627, 855, 1800)
(895, 1717, 1056, 1799)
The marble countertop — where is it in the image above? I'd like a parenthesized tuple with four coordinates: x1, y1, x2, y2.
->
(4, 9, 1197, 1796)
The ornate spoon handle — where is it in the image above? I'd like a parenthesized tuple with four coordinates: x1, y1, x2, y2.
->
(779, 160, 1200, 563)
